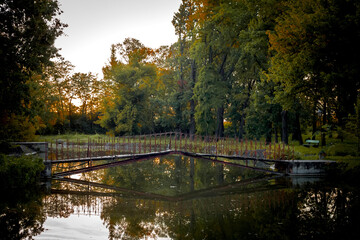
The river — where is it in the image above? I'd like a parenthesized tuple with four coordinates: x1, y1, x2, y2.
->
(1, 155, 359, 239)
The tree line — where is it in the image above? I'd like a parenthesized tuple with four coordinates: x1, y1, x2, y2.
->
(1, 0, 359, 147)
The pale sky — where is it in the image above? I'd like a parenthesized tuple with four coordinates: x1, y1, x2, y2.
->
(55, 0, 181, 78)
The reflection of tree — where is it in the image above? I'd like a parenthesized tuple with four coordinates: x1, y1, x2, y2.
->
(41, 156, 360, 239)
(0, 186, 46, 239)
(296, 183, 360, 239)
(101, 198, 160, 240)
(99, 155, 262, 197)
(162, 189, 298, 240)
(43, 176, 360, 240)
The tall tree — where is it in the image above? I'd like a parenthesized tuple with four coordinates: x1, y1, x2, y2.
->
(268, 0, 360, 145)
(172, 0, 198, 135)
(0, 0, 66, 140)
(190, 0, 254, 137)
(98, 38, 158, 135)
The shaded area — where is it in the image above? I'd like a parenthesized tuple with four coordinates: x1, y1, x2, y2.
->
(0, 185, 46, 240)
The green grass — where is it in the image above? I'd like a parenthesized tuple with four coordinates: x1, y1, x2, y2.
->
(37, 133, 107, 142)
(289, 131, 360, 169)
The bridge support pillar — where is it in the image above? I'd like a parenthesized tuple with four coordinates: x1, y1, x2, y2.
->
(42, 160, 52, 179)
(275, 160, 336, 175)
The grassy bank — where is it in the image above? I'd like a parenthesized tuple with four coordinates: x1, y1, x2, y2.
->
(290, 132, 360, 170)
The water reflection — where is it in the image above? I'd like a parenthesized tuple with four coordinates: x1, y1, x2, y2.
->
(0, 186, 45, 239)
(1, 155, 360, 239)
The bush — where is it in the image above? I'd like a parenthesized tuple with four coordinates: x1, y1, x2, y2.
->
(0, 154, 44, 188)
(327, 144, 357, 156)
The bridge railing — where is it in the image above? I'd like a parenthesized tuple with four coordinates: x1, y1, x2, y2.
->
(46, 132, 295, 161)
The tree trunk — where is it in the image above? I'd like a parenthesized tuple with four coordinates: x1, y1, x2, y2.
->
(266, 121, 272, 143)
(237, 82, 254, 139)
(189, 60, 196, 137)
(215, 106, 224, 139)
(357, 96, 360, 156)
(209, 45, 213, 64)
(321, 101, 327, 146)
(293, 112, 303, 145)
(189, 99, 195, 136)
(281, 110, 288, 144)
(275, 126, 279, 143)
(238, 115, 245, 139)
(68, 99, 72, 130)
(312, 102, 317, 140)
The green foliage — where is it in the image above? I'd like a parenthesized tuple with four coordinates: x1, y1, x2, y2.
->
(0, 154, 44, 187)
(194, 66, 225, 135)
(268, 0, 360, 130)
(245, 80, 282, 140)
(97, 38, 158, 135)
(0, 114, 38, 142)
(2, 0, 359, 147)
(327, 144, 357, 157)
(0, 0, 66, 141)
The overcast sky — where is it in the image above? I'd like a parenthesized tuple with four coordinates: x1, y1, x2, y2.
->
(55, 0, 181, 78)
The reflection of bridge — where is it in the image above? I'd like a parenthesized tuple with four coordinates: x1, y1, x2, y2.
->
(45, 132, 295, 178)
(53, 175, 284, 202)
(44, 175, 290, 217)
(51, 150, 283, 178)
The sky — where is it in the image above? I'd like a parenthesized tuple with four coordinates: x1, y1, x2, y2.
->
(55, 0, 182, 78)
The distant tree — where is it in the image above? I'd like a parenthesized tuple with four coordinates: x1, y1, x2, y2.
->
(29, 60, 73, 134)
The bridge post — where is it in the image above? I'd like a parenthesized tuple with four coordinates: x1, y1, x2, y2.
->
(149, 134, 152, 152)
(170, 133, 172, 150)
(42, 142, 51, 178)
(12, 142, 52, 178)
(175, 133, 177, 151)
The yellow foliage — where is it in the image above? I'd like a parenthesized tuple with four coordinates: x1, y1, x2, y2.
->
(0, 113, 37, 141)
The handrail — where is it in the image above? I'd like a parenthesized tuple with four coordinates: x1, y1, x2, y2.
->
(45, 132, 294, 161)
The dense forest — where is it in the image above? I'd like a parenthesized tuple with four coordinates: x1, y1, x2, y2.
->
(1, 0, 359, 148)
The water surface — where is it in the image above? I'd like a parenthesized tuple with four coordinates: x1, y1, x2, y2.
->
(1, 155, 359, 239)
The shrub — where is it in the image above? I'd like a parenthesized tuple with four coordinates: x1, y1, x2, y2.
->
(0, 154, 44, 188)
(327, 144, 357, 157)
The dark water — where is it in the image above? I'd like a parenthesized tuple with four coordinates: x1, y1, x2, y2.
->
(1, 155, 360, 240)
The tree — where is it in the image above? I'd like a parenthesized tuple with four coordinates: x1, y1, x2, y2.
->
(0, 0, 66, 141)
(172, 0, 197, 135)
(97, 38, 158, 135)
(268, 0, 360, 145)
(28, 60, 73, 134)
(189, 0, 256, 137)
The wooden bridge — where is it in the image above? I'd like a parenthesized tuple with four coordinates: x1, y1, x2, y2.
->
(14, 132, 334, 178)
(42, 132, 297, 177)
(47, 132, 294, 161)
